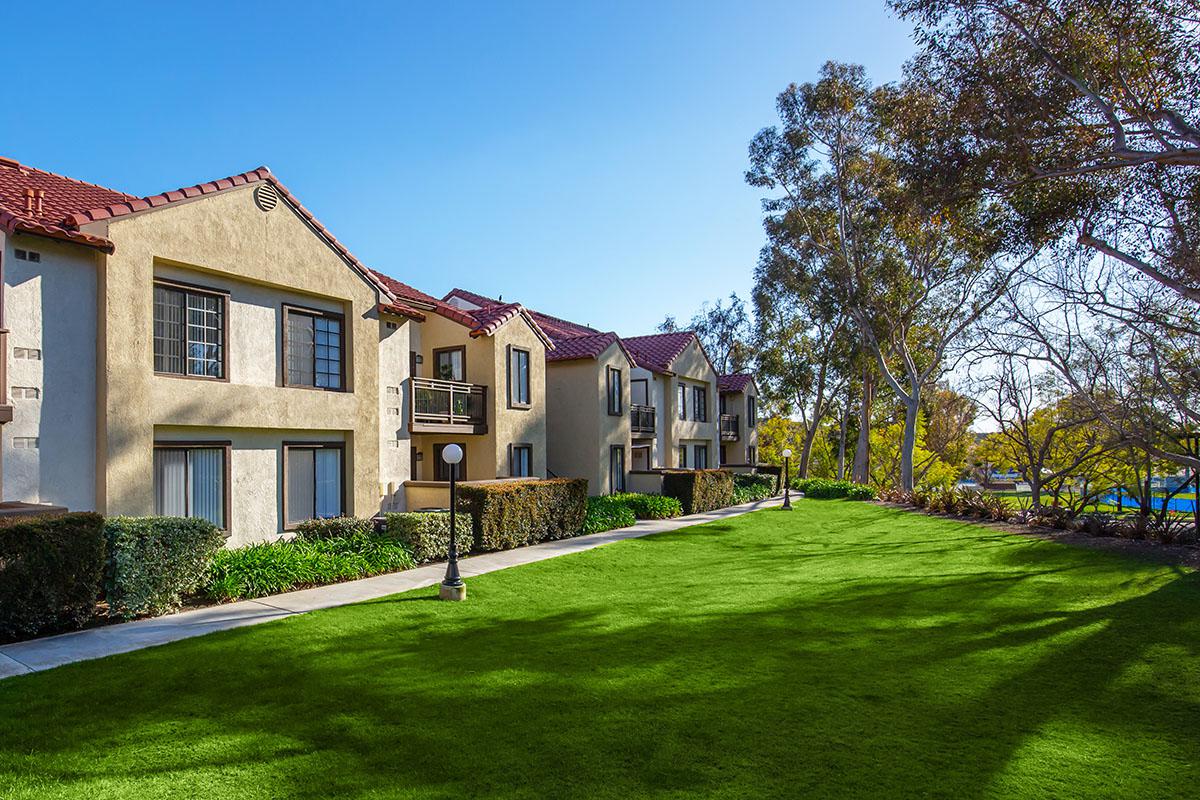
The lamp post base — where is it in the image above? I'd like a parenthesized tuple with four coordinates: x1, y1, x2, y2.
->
(439, 583, 467, 602)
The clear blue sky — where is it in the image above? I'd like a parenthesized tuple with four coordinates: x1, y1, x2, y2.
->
(3, 1, 914, 335)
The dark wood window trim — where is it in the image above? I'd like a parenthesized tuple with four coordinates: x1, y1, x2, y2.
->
(678, 444, 688, 468)
(508, 442, 534, 477)
(609, 445, 626, 493)
(432, 345, 467, 383)
(153, 279, 230, 383)
(692, 386, 708, 423)
(281, 441, 347, 530)
(606, 366, 623, 416)
(507, 345, 532, 409)
(433, 442, 468, 481)
(677, 383, 687, 420)
(747, 395, 757, 428)
(153, 440, 232, 533)
(631, 378, 649, 406)
(282, 303, 348, 392)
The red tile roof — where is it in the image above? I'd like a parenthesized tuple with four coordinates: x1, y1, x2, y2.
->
(0, 156, 396, 302)
(718, 373, 755, 393)
(444, 288, 599, 341)
(546, 331, 636, 365)
(621, 331, 704, 375)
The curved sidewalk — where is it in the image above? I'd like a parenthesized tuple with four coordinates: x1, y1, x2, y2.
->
(0, 496, 783, 679)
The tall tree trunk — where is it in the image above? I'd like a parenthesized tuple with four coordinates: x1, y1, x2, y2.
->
(899, 388, 920, 491)
(852, 370, 872, 484)
(798, 423, 819, 479)
(837, 406, 848, 481)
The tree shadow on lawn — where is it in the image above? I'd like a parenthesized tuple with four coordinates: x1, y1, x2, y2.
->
(1, 516, 1199, 799)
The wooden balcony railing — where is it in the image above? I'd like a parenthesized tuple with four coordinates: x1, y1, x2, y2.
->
(720, 413, 739, 441)
(630, 403, 656, 436)
(410, 376, 487, 434)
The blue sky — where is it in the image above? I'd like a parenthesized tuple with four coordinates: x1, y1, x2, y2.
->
(3, 1, 914, 335)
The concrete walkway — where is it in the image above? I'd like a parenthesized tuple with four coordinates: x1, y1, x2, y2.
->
(0, 496, 783, 680)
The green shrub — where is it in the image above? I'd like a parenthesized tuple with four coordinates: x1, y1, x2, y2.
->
(458, 478, 588, 551)
(207, 533, 415, 601)
(845, 484, 877, 501)
(0, 512, 105, 641)
(661, 469, 734, 514)
(382, 512, 465, 563)
(609, 493, 683, 520)
(104, 517, 226, 619)
(583, 496, 638, 534)
(791, 479, 876, 500)
(293, 516, 374, 540)
(732, 473, 776, 504)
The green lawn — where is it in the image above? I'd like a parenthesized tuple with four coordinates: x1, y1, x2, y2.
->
(2, 502, 1199, 799)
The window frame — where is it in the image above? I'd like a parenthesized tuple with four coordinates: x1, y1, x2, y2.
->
(677, 383, 687, 420)
(694, 444, 709, 470)
(432, 345, 467, 383)
(609, 445, 626, 493)
(507, 345, 532, 409)
(281, 441, 346, 530)
(153, 440, 232, 532)
(282, 304, 347, 392)
(509, 442, 534, 477)
(748, 445, 757, 465)
(747, 395, 757, 428)
(606, 366, 623, 416)
(630, 378, 649, 406)
(678, 444, 687, 468)
(433, 442, 468, 481)
(153, 278, 229, 382)
(692, 386, 708, 422)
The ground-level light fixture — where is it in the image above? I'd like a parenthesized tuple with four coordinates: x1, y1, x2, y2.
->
(440, 443, 467, 601)
(781, 448, 793, 511)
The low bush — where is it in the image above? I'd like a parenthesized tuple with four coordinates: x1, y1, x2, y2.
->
(582, 496, 637, 534)
(207, 532, 415, 601)
(293, 516, 374, 540)
(791, 478, 875, 500)
(733, 473, 776, 504)
(0, 512, 105, 641)
(458, 479, 588, 551)
(383, 512, 463, 563)
(662, 469, 734, 514)
(1076, 512, 1117, 537)
(104, 517, 226, 619)
(610, 493, 683, 520)
(845, 484, 878, 501)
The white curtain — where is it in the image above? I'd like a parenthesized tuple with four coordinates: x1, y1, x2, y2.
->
(189, 449, 224, 528)
(155, 449, 187, 516)
(315, 449, 342, 518)
(287, 448, 315, 525)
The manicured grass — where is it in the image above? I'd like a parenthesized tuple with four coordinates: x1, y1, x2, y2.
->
(2, 501, 1199, 798)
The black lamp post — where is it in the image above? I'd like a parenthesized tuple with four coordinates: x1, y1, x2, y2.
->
(782, 448, 793, 510)
(439, 443, 467, 601)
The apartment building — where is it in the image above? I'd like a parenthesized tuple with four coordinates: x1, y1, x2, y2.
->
(717, 373, 759, 467)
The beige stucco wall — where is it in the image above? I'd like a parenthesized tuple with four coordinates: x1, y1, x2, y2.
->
(379, 314, 415, 509)
(2, 233, 99, 510)
(546, 343, 632, 494)
(719, 381, 759, 465)
(86, 184, 385, 540)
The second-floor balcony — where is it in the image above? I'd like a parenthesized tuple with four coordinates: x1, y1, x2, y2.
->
(410, 376, 488, 434)
(720, 414, 739, 441)
(630, 403, 656, 437)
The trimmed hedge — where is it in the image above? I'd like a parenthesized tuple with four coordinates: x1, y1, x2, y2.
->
(733, 473, 776, 504)
(458, 479, 588, 551)
(383, 512, 465, 563)
(207, 532, 415, 601)
(293, 516, 374, 540)
(791, 478, 876, 500)
(583, 496, 637, 534)
(0, 512, 105, 641)
(661, 469, 734, 515)
(105, 517, 226, 619)
(610, 493, 683, 520)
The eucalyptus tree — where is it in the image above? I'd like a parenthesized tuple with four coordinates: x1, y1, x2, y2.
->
(658, 293, 754, 376)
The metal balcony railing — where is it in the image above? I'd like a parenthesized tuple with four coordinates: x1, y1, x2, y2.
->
(630, 403, 656, 436)
(720, 413, 740, 441)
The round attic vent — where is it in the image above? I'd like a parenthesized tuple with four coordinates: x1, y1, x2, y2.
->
(253, 182, 279, 212)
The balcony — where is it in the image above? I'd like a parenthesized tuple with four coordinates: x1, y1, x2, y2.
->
(720, 414, 739, 441)
(410, 377, 488, 434)
(630, 403, 656, 437)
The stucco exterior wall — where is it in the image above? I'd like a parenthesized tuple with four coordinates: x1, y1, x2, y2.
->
(2, 234, 98, 510)
(379, 315, 414, 510)
(89, 185, 385, 538)
(545, 343, 631, 495)
(719, 382, 759, 465)
(665, 340, 719, 467)
(487, 318, 547, 478)
(631, 366, 666, 467)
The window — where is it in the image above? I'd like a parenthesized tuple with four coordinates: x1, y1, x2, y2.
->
(434, 346, 465, 382)
(12, 347, 40, 360)
(433, 443, 467, 481)
(692, 387, 708, 422)
(694, 444, 709, 469)
(285, 306, 344, 389)
(678, 445, 687, 468)
(747, 395, 758, 428)
(14, 249, 40, 263)
(509, 346, 531, 407)
(154, 282, 225, 379)
(609, 446, 626, 493)
(631, 378, 649, 406)
(154, 443, 228, 529)
(11, 387, 39, 399)
(606, 367, 623, 415)
(748, 446, 757, 465)
(284, 443, 343, 527)
(510, 443, 533, 477)
(677, 384, 687, 420)
(12, 437, 39, 449)
(720, 445, 727, 465)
